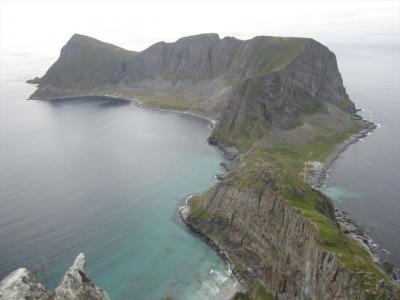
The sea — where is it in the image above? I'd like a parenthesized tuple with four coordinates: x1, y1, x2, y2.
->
(0, 59, 237, 298)
(0, 38, 399, 299)
(322, 38, 400, 278)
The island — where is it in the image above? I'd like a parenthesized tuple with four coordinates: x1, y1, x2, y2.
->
(2, 33, 399, 300)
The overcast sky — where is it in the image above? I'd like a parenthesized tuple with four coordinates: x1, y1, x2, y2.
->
(0, 0, 399, 57)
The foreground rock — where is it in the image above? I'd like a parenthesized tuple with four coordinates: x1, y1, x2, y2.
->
(0, 253, 109, 300)
(0, 268, 50, 300)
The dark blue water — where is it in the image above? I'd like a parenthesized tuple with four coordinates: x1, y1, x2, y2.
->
(323, 40, 400, 275)
(0, 68, 237, 298)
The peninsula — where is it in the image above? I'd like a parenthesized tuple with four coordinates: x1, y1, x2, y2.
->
(10, 33, 400, 299)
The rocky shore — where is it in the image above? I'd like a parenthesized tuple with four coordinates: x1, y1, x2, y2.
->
(306, 117, 377, 189)
(303, 113, 399, 283)
(178, 198, 245, 299)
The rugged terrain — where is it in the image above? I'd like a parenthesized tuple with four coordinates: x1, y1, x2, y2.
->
(23, 33, 400, 299)
(0, 253, 109, 300)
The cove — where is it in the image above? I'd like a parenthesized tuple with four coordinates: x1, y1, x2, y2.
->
(0, 80, 237, 299)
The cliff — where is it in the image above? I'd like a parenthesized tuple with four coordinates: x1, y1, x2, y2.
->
(30, 34, 354, 123)
(185, 159, 399, 299)
(0, 253, 109, 300)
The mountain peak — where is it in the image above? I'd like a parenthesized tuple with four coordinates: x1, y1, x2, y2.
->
(176, 33, 220, 43)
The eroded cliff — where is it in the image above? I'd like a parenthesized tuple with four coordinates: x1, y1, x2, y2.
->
(185, 160, 399, 299)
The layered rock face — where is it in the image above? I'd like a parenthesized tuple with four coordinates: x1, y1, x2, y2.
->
(213, 40, 355, 143)
(0, 253, 109, 300)
(186, 170, 399, 300)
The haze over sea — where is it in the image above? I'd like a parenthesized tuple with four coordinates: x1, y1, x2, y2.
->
(1, 35, 399, 298)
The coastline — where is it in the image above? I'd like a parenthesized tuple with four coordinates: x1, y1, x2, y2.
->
(178, 113, 399, 297)
(31, 93, 399, 291)
(178, 198, 245, 299)
(31, 92, 244, 298)
(308, 117, 377, 189)
(31, 93, 218, 129)
(306, 115, 399, 283)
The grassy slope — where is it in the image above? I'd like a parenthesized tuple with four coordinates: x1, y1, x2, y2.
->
(254, 37, 308, 76)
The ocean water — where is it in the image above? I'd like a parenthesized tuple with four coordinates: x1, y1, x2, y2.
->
(322, 40, 400, 274)
(1, 38, 399, 299)
(0, 59, 237, 299)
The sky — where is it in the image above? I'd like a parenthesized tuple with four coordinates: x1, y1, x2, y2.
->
(0, 0, 399, 58)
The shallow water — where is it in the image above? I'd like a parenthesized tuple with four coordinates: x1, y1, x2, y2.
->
(0, 69, 237, 299)
(322, 40, 400, 275)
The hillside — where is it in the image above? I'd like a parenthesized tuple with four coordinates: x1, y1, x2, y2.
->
(28, 34, 400, 299)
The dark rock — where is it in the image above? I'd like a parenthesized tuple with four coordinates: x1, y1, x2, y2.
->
(26, 77, 41, 84)
(207, 135, 219, 145)
(289, 186, 305, 198)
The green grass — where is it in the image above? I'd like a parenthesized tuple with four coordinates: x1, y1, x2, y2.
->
(264, 121, 363, 172)
(254, 37, 308, 76)
(189, 196, 209, 220)
(234, 284, 276, 300)
(37, 34, 136, 92)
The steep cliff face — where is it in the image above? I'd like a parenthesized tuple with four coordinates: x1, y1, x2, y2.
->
(213, 39, 355, 145)
(186, 164, 399, 299)
(0, 253, 109, 300)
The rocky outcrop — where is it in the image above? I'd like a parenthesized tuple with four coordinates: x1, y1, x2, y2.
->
(54, 253, 109, 300)
(0, 253, 109, 300)
(186, 166, 400, 300)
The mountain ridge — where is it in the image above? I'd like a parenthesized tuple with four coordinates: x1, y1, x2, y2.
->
(31, 33, 355, 141)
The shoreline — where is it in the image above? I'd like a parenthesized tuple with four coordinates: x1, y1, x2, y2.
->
(178, 198, 245, 299)
(32, 92, 244, 298)
(307, 115, 399, 283)
(31, 94, 217, 129)
(309, 117, 377, 189)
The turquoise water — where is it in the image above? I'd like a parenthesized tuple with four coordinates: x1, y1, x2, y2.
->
(322, 186, 361, 203)
(0, 72, 237, 298)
